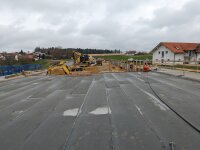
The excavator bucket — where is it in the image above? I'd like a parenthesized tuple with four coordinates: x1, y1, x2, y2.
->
(47, 61, 70, 75)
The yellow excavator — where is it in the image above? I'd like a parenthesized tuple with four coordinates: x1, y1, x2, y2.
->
(47, 51, 96, 75)
(47, 61, 70, 75)
(47, 51, 85, 75)
(73, 51, 94, 66)
(73, 51, 82, 64)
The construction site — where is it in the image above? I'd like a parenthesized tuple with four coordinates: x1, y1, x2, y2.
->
(46, 51, 152, 76)
(0, 51, 200, 150)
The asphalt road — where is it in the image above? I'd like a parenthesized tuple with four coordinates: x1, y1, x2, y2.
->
(0, 72, 200, 150)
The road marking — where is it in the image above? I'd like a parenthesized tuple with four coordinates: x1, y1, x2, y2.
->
(128, 73, 137, 77)
(137, 77, 145, 82)
(63, 78, 95, 150)
(128, 78, 168, 111)
(111, 73, 123, 81)
(141, 90, 168, 111)
(89, 107, 111, 115)
(13, 110, 26, 120)
(128, 73, 145, 82)
(33, 83, 39, 85)
(21, 95, 32, 102)
(135, 105, 143, 115)
(103, 74, 115, 81)
(66, 95, 74, 99)
(12, 110, 24, 115)
(108, 107, 111, 114)
(63, 108, 79, 117)
(29, 97, 41, 100)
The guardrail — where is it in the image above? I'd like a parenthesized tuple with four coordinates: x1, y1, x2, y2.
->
(0, 64, 42, 76)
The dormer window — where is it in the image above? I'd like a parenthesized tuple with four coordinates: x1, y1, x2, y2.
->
(175, 47, 180, 50)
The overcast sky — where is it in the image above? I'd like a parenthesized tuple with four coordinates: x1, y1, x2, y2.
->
(0, 0, 200, 52)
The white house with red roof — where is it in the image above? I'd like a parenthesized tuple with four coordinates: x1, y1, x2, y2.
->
(151, 42, 200, 65)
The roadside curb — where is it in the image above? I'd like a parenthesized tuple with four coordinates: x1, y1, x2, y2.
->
(0, 76, 24, 83)
(153, 71, 200, 83)
(25, 71, 46, 77)
(0, 70, 46, 83)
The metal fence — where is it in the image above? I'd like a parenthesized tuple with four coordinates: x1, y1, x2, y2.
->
(0, 64, 42, 76)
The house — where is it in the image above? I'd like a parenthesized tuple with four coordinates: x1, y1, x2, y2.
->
(151, 42, 200, 65)
(33, 52, 46, 60)
(125, 51, 137, 55)
(195, 45, 200, 63)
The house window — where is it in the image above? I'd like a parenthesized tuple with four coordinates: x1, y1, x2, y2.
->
(166, 51, 168, 54)
(161, 51, 164, 58)
(158, 51, 160, 54)
(156, 59, 158, 62)
(168, 59, 170, 61)
(178, 59, 181, 61)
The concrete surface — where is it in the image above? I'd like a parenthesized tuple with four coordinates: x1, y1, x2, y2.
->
(156, 68, 200, 82)
(0, 72, 200, 150)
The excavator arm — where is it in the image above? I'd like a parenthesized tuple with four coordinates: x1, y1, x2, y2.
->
(62, 65, 70, 75)
(73, 51, 82, 64)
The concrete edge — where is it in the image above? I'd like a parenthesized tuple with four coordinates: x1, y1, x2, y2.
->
(0, 76, 24, 83)
(25, 71, 46, 77)
(152, 71, 200, 83)
(0, 70, 46, 83)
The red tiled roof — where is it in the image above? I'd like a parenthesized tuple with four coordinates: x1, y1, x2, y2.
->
(151, 42, 199, 54)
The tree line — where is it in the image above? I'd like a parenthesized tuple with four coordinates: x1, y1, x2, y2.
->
(34, 47, 121, 59)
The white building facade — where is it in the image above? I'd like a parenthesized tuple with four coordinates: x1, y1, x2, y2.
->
(151, 42, 200, 65)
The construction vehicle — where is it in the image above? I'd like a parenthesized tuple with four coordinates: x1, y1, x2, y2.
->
(47, 51, 124, 76)
(47, 51, 93, 75)
(73, 51, 82, 64)
(73, 51, 95, 67)
(47, 61, 70, 75)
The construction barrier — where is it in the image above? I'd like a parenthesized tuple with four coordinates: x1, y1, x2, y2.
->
(0, 64, 42, 76)
(110, 60, 152, 72)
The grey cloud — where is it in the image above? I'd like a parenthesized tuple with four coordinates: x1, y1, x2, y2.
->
(145, 0, 200, 28)
(0, 0, 199, 52)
